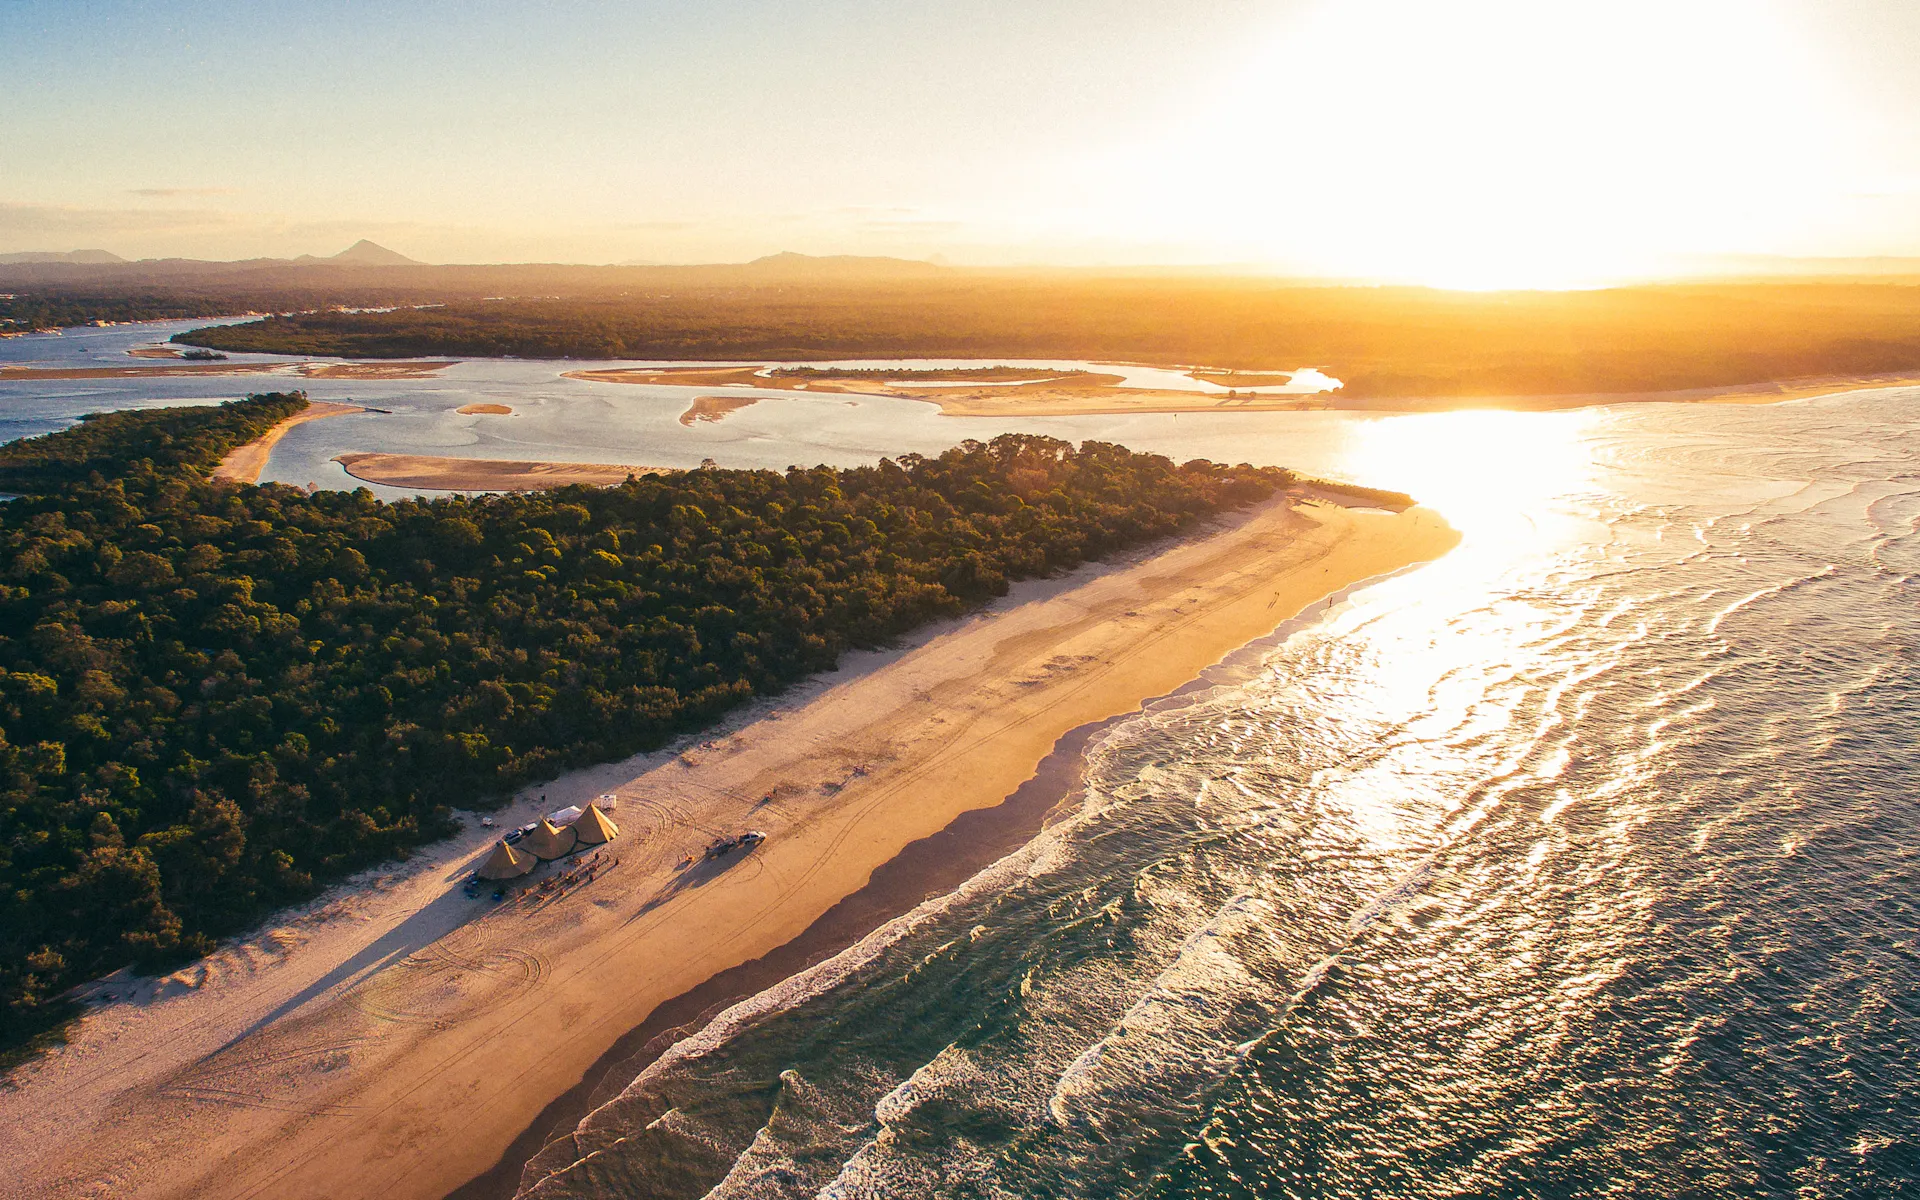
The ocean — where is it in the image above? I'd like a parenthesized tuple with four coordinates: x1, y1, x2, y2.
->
(507, 390, 1920, 1198)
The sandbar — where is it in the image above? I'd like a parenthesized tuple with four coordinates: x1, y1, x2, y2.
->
(565, 363, 1316, 417)
(334, 452, 665, 491)
(299, 361, 457, 380)
(213, 401, 364, 484)
(0, 362, 301, 380)
(0, 492, 1456, 1200)
(564, 362, 1920, 416)
(456, 403, 514, 415)
(679, 394, 759, 425)
(0, 360, 453, 381)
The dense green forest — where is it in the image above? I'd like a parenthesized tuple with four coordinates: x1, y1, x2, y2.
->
(0, 393, 1288, 1054)
(169, 279, 1920, 400)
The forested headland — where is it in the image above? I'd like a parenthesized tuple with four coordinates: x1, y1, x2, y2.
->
(0, 393, 1288, 1056)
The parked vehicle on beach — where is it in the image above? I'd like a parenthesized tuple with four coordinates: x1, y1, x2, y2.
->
(704, 830, 767, 860)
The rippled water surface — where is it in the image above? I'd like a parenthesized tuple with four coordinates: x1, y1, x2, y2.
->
(511, 390, 1920, 1199)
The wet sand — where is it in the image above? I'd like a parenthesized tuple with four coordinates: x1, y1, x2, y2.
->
(0, 494, 1457, 1200)
(334, 452, 666, 491)
(213, 402, 364, 484)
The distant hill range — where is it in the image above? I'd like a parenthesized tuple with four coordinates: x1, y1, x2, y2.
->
(0, 248, 128, 264)
(0, 244, 942, 275)
(0, 247, 966, 306)
(1673, 253, 1920, 281)
(7, 243, 1920, 291)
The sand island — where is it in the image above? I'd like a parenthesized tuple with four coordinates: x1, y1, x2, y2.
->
(678, 393, 760, 424)
(565, 363, 1335, 418)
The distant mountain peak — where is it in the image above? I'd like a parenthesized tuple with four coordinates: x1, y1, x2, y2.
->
(295, 240, 420, 267)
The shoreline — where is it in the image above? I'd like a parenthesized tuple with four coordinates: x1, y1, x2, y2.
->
(450, 713, 1117, 1200)
(474, 554, 1425, 1199)
(212, 401, 363, 483)
(0, 494, 1458, 1200)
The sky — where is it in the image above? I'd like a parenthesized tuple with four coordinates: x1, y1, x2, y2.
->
(4, 0, 1920, 285)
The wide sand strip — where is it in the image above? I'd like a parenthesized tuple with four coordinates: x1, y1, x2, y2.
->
(213, 402, 364, 484)
(0, 496, 1457, 1200)
(334, 452, 667, 491)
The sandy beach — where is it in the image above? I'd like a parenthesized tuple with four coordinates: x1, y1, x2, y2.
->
(334, 452, 667, 491)
(0, 493, 1456, 1200)
(213, 402, 364, 483)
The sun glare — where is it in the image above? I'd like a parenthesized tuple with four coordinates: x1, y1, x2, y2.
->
(1063, 0, 1871, 288)
(1343, 408, 1603, 544)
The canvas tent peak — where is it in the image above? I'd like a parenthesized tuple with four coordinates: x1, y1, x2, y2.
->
(476, 839, 535, 880)
(571, 804, 619, 846)
(524, 818, 578, 860)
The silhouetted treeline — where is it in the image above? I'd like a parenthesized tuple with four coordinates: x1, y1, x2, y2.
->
(0, 295, 252, 332)
(0, 393, 1287, 1054)
(165, 280, 1920, 400)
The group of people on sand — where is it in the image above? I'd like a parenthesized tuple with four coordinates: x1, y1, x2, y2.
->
(536, 849, 617, 897)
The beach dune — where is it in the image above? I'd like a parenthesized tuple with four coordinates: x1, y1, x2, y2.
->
(0, 494, 1457, 1200)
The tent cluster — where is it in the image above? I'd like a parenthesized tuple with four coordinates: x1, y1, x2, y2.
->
(475, 803, 620, 881)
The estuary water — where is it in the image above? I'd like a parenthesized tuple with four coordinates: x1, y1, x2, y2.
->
(507, 389, 1920, 1199)
(0, 322, 1353, 501)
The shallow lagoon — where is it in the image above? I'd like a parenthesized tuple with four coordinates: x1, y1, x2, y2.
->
(1, 320, 1372, 500)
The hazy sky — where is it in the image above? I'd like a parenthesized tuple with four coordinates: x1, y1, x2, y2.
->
(5, 0, 1920, 283)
